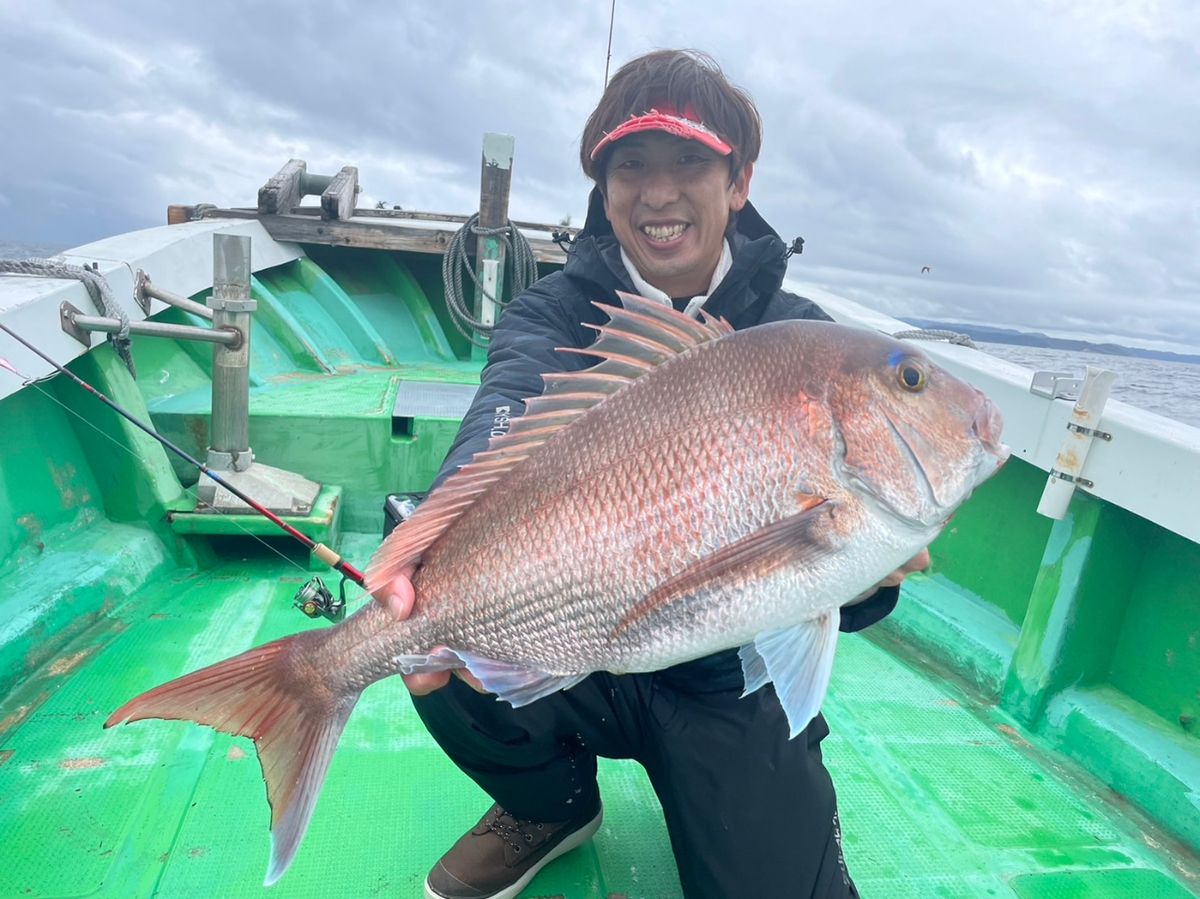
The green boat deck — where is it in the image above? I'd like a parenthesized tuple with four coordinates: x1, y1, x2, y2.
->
(0, 533, 1195, 897)
(2, 240, 1198, 896)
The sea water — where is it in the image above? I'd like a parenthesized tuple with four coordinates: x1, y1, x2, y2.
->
(979, 342, 1200, 429)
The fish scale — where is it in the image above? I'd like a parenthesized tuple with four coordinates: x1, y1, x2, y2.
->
(416, 396, 811, 669)
(105, 292, 1007, 884)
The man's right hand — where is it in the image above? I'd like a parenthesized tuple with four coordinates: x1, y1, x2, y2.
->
(373, 567, 485, 696)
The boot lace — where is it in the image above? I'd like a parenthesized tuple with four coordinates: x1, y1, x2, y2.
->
(486, 807, 547, 855)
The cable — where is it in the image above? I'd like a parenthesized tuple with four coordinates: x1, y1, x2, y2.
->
(441, 215, 540, 348)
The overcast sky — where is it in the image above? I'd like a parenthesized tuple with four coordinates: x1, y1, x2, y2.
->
(1, 0, 1197, 352)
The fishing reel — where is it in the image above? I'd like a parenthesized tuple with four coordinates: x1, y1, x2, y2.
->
(293, 576, 347, 623)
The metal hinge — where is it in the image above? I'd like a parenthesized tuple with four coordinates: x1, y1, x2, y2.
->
(1049, 468, 1094, 489)
(1066, 422, 1112, 441)
(1030, 370, 1082, 401)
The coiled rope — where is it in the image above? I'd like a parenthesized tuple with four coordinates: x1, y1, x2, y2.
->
(892, 328, 977, 349)
(0, 258, 137, 377)
(442, 215, 540, 348)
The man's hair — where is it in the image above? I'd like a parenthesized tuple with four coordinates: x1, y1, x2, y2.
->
(580, 49, 763, 185)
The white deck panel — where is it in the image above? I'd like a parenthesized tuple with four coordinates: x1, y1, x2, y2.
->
(0, 220, 303, 402)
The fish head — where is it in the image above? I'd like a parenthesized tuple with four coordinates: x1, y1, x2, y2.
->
(823, 329, 1009, 530)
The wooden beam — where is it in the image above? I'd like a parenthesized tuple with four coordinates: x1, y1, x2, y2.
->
(478, 135, 514, 236)
(245, 212, 565, 264)
(258, 159, 306, 215)
(179, 206, 568, 263)
(320, 166, 359, 221)
(476, 133, 515, 327)
(280, 206, 576, 236)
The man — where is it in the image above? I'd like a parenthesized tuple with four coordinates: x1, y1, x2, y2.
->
(377, 49, 926, 899)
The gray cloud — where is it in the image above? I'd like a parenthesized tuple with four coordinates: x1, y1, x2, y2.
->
(1, 0, 1197, 351)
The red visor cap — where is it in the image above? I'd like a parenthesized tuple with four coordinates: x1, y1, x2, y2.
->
(589, 104, 733, 161)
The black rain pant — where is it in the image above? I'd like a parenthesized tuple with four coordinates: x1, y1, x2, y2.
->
(411, 671, 860, 899)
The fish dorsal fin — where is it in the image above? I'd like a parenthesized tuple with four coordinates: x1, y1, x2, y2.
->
(364, 291, 732, 591)
(528, 290, 731, 414)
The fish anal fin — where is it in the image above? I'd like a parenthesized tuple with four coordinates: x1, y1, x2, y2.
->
(419, 648, 588, 707)
(739, 614, 840, 738)
(612, 497, 833, 637)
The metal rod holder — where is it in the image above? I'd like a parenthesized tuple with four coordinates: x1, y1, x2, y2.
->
(207, 233, 256, 472)
(59, 302, 239, 348)
(135, 270, 214, 320)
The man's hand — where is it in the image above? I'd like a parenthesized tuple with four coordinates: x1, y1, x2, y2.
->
(848, 548, 931, 604)
(879, 547, 931, 588)
(373, 567, 485, 695)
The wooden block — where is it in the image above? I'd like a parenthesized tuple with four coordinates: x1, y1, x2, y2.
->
(167, 205, 197, 225)
(258, 159, 306, 215)
(478, 134, 514, 230)
(320, 166, 359, 221)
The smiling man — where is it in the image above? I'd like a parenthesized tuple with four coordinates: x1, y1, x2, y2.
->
(598, 126, 751, 300)
(379, 49, 922, 899)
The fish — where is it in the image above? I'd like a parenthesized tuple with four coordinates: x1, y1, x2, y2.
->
(104, 292, 1008, 884)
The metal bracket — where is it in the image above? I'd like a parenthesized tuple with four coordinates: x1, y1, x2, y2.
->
(133, 269, 152, 315)
(1030, 370, 1082, 401)
(1049, 468, 1094, 489)
(59, 301, 92, 348)
(1066, 422, 1112, 441)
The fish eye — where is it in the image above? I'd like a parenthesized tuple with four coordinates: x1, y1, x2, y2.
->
(897, 360, 927, 392)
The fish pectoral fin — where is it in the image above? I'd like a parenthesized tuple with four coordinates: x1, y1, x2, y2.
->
(612, 498, 834, 637)
(449, 650, 589, 707)
(738, 641, 771, 695)
(739, 613, 840, 738)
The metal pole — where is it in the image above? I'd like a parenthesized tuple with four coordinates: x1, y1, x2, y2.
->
(136, 270, 214, 320)
(299, 172, 334, 196)
(59, 306, 238, 346)
(208, 234, 256, 472)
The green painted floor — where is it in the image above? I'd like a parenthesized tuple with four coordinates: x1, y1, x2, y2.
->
(0, 533, 1196, 898)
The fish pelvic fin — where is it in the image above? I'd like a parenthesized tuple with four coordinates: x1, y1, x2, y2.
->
(739, 613, 840, 738)
(365, 292, 736, 593)
(104, 633, 359, 886)
(612, 497, 834, 638)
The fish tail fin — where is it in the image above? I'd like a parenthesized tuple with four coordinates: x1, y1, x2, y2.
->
(104, 634, 360, 885)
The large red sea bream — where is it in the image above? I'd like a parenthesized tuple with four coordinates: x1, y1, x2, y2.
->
(106, 292, 1008, 883)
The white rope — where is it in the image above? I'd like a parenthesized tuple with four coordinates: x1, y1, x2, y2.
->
(0, 257, 137, 377)
(892, 328, 977, 349)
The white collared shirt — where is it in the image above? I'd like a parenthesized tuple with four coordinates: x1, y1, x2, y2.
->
(619, 239, 733, 318)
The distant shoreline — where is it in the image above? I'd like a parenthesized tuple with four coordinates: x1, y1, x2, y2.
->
(903, 318, 1200, 366)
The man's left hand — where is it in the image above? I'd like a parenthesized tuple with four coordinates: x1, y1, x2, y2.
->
(849, 548, 931, 603)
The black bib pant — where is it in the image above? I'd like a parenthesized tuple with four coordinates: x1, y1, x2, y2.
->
(412, 664, 860, 899)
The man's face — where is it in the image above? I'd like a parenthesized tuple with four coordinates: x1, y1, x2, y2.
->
(602, 132, 752, 298)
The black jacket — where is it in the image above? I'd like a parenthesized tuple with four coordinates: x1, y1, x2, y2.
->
(427, 191, 898, 689)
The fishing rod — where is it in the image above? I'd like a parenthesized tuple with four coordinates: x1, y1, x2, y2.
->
(0, 321, 366, 611)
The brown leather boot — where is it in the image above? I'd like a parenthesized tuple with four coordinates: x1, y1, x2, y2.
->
(424, 801, 604, 899)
